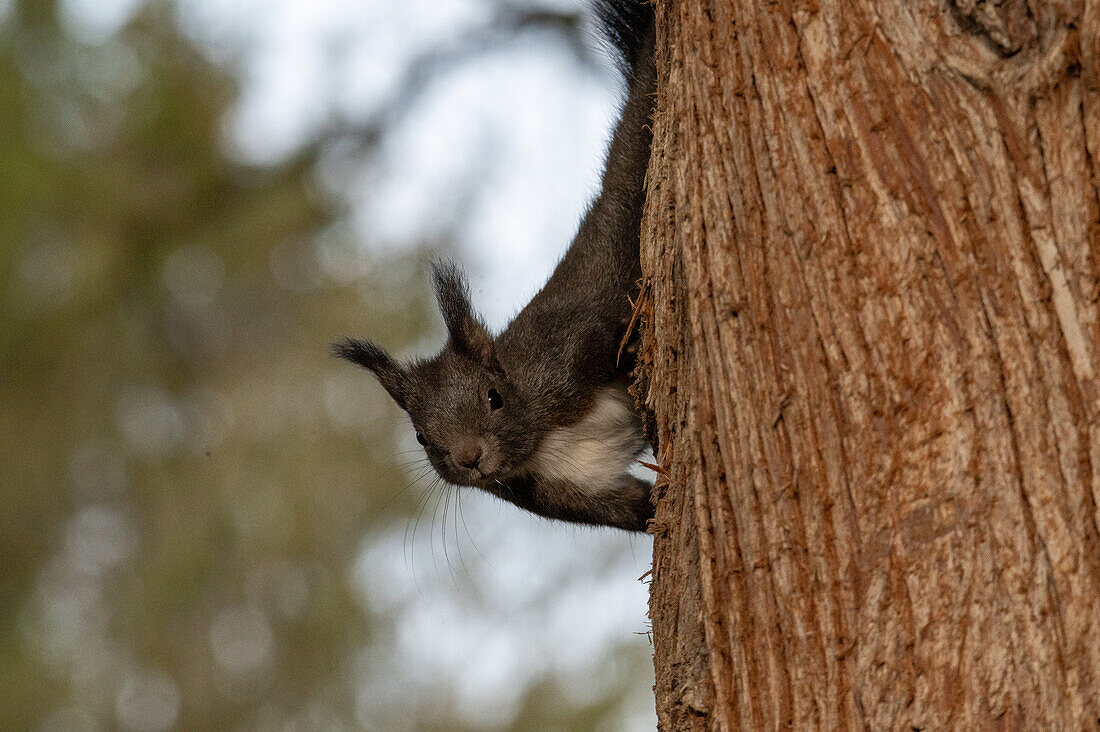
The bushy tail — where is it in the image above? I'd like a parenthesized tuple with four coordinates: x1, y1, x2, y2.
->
(593, 0, 654, 76)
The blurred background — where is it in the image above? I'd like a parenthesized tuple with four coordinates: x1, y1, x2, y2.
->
(0, 0, 655, 729)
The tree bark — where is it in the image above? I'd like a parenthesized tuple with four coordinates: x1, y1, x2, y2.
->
(639, 0, 1100, 728)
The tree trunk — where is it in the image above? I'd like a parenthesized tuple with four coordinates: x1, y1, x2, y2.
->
(639, 0, 1100, 728)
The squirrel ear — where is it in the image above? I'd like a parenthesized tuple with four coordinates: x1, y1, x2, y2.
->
(431, 261, 502, 373)
(331, 338, 409, 410)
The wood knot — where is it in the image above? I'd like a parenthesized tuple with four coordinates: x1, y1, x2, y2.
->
(947, 0, 1036, 57)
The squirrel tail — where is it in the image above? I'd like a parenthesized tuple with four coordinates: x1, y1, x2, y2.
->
(593, 0, 654, 77)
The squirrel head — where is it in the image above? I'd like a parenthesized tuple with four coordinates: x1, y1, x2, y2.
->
(334, 261, 540, 487)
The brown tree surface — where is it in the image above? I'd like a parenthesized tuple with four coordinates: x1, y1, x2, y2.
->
(639, 0, 1100, 728)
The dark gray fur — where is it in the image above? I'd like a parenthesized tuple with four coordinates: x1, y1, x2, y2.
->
(335, 1, 656, 532)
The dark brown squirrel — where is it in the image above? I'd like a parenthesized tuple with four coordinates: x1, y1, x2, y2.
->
(334, 1, 656, 532)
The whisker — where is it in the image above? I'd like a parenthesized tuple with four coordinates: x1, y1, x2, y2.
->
(378, 463, 436, 515)
(428, 479, 450, 580)
(373, 456, 430, 483)
(451, 489, 467, 583)
(495, 478, 520, 505)
(458, 491, 488, 565)
(405, 476, 441, 576)
(395, 442, 433, 454)
(454, 488, 480, 586)
(439, 481, 455, 582)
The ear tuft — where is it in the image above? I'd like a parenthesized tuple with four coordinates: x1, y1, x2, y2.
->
(330, 338, 384, 369)
(331, 337, 409, 409)
(431, 260, 501, 373)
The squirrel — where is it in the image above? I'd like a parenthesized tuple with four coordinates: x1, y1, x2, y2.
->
(334, 0, 656, 532)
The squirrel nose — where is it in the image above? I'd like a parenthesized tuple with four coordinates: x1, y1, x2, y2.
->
(455, 441, 482, 470)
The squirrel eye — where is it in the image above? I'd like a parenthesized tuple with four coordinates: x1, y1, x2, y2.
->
(415, 431, 427, 446)
(487, 388, 503, 411)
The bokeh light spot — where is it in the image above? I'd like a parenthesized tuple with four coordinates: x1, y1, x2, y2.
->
(115, 671, 180, 732)
(209, 605, 275, 678)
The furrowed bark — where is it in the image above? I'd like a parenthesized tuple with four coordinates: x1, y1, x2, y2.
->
(640, 0, 1100, 728)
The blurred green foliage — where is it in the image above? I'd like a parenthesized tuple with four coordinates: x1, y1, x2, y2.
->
(0, 0, 432, 727)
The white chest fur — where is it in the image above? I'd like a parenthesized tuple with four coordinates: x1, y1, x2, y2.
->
(525, 386, 644, 494)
